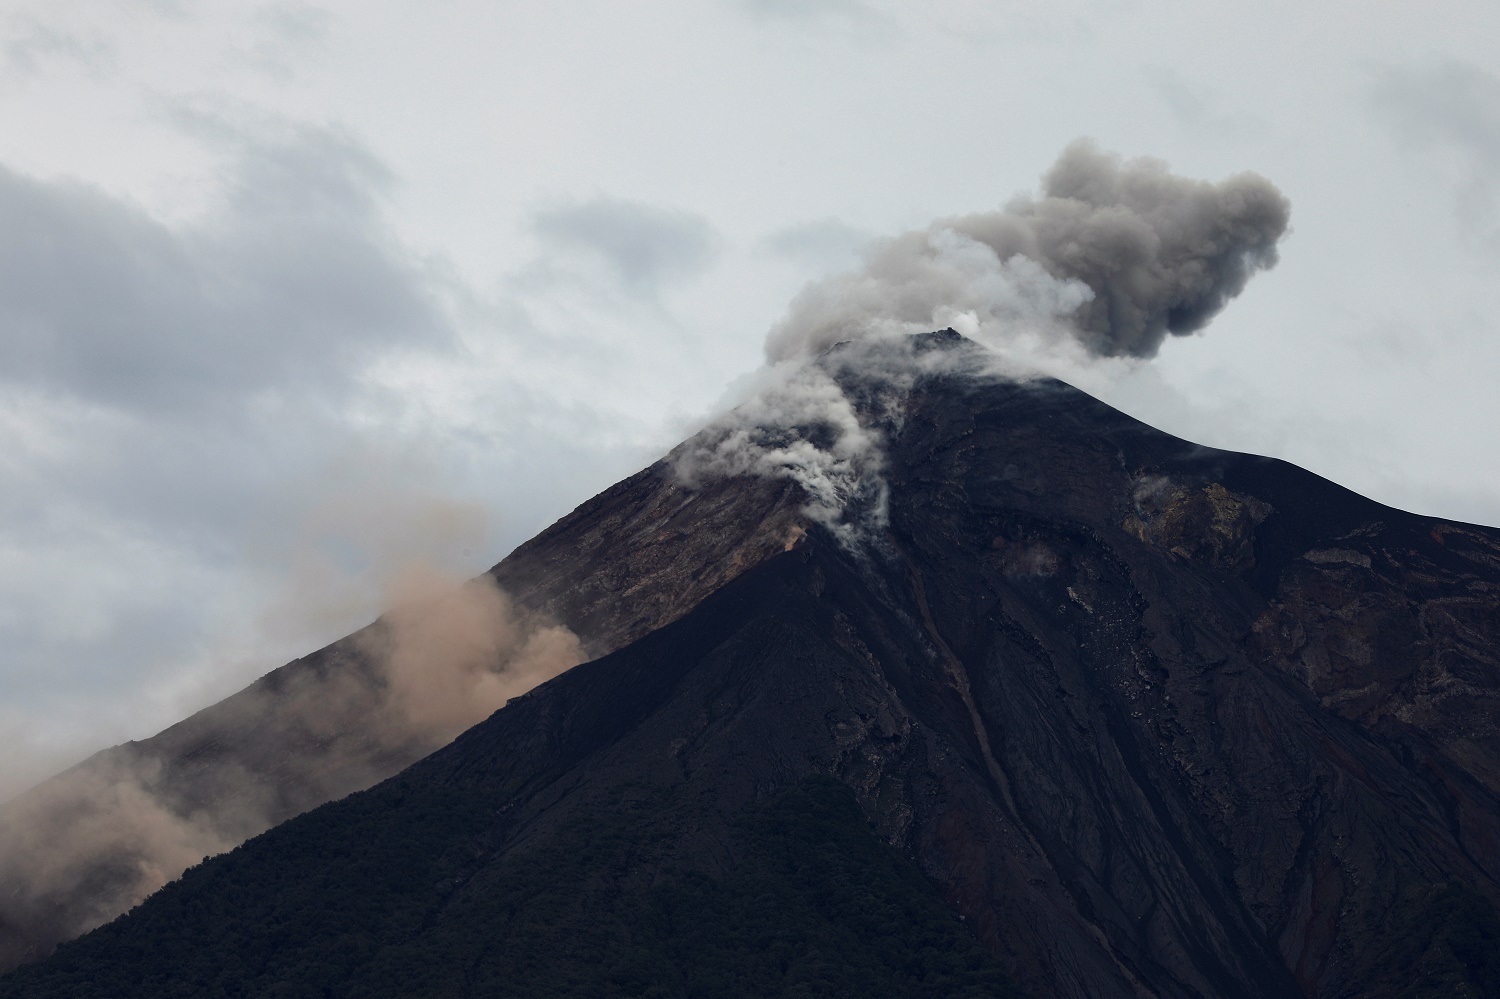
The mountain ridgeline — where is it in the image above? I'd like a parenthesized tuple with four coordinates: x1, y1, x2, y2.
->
(4, 331, 1499, 997)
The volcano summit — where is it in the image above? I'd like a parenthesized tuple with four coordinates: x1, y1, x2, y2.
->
(3, 330, 1498, 998)
(2, 143, 1496, 997)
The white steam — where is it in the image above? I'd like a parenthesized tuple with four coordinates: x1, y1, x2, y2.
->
(767, 230, 1097, 371)
(674, 359, 891, 545)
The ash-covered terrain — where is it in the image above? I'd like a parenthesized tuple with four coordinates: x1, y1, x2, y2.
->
(3, 331, 1498, 998)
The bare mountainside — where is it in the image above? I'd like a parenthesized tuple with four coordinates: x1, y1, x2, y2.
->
(0, 411, 805, 973)
(3, 331, 1499, 997)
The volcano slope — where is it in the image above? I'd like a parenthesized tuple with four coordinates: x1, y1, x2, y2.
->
(4, 333, 1500, 998)
(0, 406, 806, 972)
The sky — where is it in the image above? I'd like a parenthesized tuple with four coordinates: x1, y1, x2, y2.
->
(1, 0, 1498, 799)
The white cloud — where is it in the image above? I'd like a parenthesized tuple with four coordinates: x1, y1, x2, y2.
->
(1371, 59, 1500, 252)
(531, 195, 720, 295)
(1, 15, 114, 80)
(759, 217, 872, 271)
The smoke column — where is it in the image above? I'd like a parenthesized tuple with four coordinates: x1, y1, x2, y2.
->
(686, 139, 1290, 541)
(767, 139, 1290, 363)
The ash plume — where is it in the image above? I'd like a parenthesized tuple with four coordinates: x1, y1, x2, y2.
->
(685, 141, 1289, 543)
(767, 139, 1290, 362)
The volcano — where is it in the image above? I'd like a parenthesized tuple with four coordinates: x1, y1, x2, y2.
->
(2, 331, 1498, 998)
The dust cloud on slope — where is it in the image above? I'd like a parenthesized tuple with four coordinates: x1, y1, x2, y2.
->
(0, 549, 580, 963)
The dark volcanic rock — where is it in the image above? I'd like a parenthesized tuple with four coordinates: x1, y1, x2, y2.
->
(0, 419, 804, 973)
(3, 332, 1499, 997)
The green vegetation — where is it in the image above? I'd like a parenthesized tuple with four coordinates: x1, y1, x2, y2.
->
(0, 776, 1023, 998)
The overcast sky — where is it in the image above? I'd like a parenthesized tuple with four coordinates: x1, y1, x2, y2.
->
(2, 0, 1498, 799)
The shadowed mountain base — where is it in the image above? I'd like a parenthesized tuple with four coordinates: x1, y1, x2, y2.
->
(0, 553, 1026, 999)
(4, 334, 1500, 997)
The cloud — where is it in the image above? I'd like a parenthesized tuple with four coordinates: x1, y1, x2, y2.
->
(1, 16, 114, 80)
(1146, 67, 1264, 138)
(531, 195, 720, 295)
(1371, 60, 1500, 250)
(0, 113, 489, 798)
(0, 103, 724, 810)
(0, 119, 450, 417)
(1371, 61, 1500, 165)
(768, 139, 1290, 362)
(740, 0, 889, 31)
(0, 273, 602, 952)
(744, 0, 872, 16)
(759, 217, 873, 271)
(766, 228, 1094, 370)
(239, 0, 333, 77)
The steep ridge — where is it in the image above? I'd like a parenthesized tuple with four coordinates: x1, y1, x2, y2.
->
(487, 461, 807, 657)
(0, 548, 1032, 998)
(0, 429, 804, 972)
(4, 332, 1498, 997)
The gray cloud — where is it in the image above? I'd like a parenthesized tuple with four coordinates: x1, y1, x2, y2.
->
(1372, 61, 1500, 165)
(740, 0, 886, 26)
(0, 121, 449, 416)
(760, 217, 873, 271)
(0, 115, 487, 793)
(1371, 60, 1500, 250)
(1147, 68, 1265, 138)
(1, 16, 115, 79)
(531, 195, 719, 294)
(252, 1, 332, 48)
(0, 107, 701, 819)
(768, 139, 1290, 362)
(236, 1, 333, 79)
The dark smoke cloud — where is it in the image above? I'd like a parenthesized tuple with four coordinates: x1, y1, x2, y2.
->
(683, 141, 1289, 548)
(767, 139, 1290, 362)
